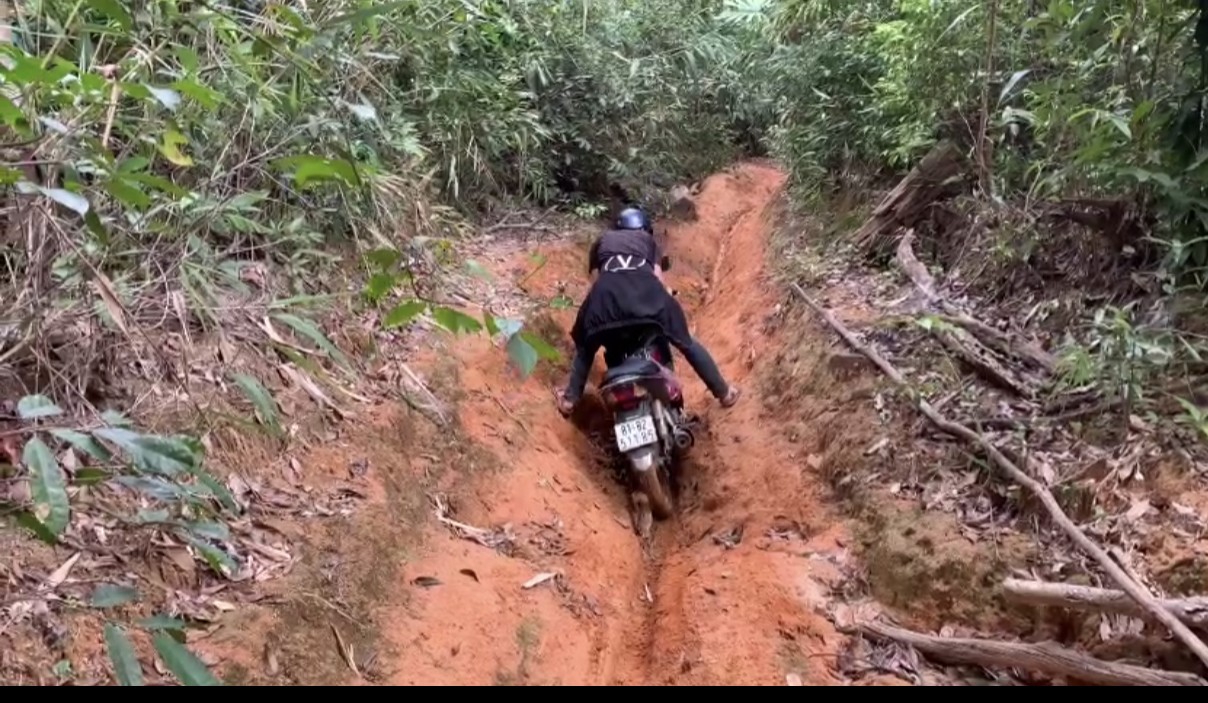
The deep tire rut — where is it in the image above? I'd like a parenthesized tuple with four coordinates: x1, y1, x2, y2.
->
(376, 162, 856, 686)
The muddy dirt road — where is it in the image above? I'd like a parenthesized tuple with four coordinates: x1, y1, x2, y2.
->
(372, 162, 864, 686)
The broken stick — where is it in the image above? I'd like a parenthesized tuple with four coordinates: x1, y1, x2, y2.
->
(790, 283, 1208, 669)
(860, 620, 1206, 686)
(1003, 578, 1208, 630)
(896, 230, 1056, 375)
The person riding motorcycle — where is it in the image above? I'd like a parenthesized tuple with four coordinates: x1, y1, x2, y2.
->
(556, 206, 741, 417)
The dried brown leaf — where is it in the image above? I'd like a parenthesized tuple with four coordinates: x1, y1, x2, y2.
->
(44, 552, 81, 589)
(92, 272, 130, 335)
(1125, 499, 1151, 522)
(522, 572, 558, 590)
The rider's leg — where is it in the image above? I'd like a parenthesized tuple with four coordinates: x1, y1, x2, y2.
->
(562, 340, 600, 405)
(670, 336, 732, 401)
(661, 296, 739, 406)
(655, 337, 674, 369)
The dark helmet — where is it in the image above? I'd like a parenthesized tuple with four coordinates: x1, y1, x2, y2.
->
(615, 206, 652, 233)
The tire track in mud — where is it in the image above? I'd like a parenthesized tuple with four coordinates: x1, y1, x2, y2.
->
(382, 162, 855, 686)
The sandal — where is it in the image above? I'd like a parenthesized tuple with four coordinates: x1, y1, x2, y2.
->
(720, 386, 741, 408)
(556, 391, 576, 417)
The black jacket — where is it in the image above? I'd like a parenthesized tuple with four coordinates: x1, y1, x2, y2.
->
(570, 229, 691, 349)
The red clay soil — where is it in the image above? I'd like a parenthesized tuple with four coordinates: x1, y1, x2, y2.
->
(379, 162, 853, 686)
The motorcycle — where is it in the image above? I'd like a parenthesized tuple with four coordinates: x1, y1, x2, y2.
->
(596, 256, 695, 529)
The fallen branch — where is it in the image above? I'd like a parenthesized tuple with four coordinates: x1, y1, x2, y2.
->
(790, 283, 1208, 669)
(896, 230, 1055, 377)
(859, 620, 1206, 686)
(428, 493, 514, 552)
(1003, 578, 1208, 629)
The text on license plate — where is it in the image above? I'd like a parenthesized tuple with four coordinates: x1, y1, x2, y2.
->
(615, 415, 657, 452)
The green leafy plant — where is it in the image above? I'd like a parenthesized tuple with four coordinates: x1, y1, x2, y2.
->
(104, 616, 222, 686)
(4, 393, 230, 685)
(363, 246, 562, 378)
(4, 395, 240, 573)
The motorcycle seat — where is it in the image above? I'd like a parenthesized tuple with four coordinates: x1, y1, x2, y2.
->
(602, 357, 663, 386)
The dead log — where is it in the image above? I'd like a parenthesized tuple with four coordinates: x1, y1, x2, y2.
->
(853, 141, 967, 257)
(860, 620, 1206, 686)
(894, 232, 1035, 396)
(790, 284, 1208, 670)
(896, 230, 1055, 376)
(1003, 578, 1208, 629)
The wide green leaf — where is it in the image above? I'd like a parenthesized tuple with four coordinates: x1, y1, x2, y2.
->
(230, 373, 282, 436)
(16, 182, 89, 216)
(180, 533, 238, 577)
(16, 394, 62, 420)
(94, 428, 198, 476)
(383, 300, 427, 328)
(22, 438, 70, 536)
(113, 475, 194, 502)
(273, 155, 358, 188)
(152, 632, 222, 686)
(506, 333, 539, 379)
(519, 331, 562, 361)
(104, 624, 145, 686)
(50, 429, 112, 461)
(91, 584, 140, 608)
(365, 272, 397, 303)
(431, 306, 484, 335)
(271, 313, 350, 368)
(12, 511, 58, 544)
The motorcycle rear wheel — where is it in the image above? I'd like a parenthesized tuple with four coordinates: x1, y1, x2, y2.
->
(636, 462, 675, 520)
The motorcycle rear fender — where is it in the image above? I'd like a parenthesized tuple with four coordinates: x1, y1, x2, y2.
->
(625, 445, 656, 472)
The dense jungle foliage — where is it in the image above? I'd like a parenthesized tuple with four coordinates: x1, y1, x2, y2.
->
(1, 0, 1208, 683)
(2, 0, 1207, 341)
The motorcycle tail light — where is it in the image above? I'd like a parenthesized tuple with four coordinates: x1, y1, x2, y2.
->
(604, 383, 646, 411)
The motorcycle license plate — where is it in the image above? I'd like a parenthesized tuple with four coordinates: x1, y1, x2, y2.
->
(615, 415, 657, 452)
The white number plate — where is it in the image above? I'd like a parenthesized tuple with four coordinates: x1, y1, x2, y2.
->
(615, 415, 658, 452)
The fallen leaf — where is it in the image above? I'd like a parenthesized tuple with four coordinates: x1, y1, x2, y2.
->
(459, 569, 479, 582)
(280, 365, 349, 417)
(1125, 499, 1151, 522)
(522, 572, 557, 590)
(92, 273, 130, 335)
(412, 576, 442, 588)
(264, 644, 280, 676)
(864, 437, 889, 456)
(44, 552, 81, 589)
(284, 457, 303, 485)
(165, 548, 196, 574)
